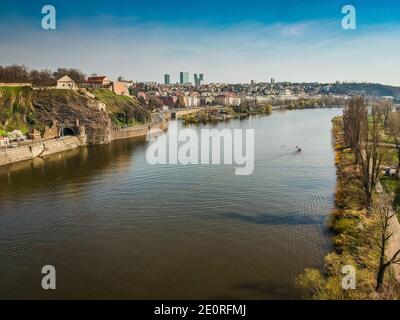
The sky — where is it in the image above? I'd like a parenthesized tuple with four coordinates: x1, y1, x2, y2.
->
(1, 0, 400, 85)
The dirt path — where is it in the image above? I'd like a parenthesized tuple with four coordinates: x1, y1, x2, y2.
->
(376, 182, 400, 280)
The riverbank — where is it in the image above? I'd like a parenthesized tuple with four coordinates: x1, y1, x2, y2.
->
(0, 117, 168, 167)
(297, 116, 400, 299)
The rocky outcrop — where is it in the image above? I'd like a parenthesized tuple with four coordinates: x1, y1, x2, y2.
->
(31, 90, 115, 145)
(0, 87, 151, 145)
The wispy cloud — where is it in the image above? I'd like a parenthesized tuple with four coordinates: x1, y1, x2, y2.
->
(1, 16, 400, 85)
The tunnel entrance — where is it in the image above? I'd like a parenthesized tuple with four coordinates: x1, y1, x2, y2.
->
(62, 127, 75, 137)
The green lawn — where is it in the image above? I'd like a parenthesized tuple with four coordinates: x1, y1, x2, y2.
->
(0, 86, 31, 95)
(381, 177, 400, 214)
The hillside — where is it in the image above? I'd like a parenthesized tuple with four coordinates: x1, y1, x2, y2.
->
(329, 83, 400, 100)
(0, 87, 151, 144)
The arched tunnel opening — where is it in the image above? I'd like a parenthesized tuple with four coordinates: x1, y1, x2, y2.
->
(62, 127, 76, 137)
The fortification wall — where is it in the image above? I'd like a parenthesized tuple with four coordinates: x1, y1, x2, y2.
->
(110, 119, 168, 141)
(0, 136, 82, 166)
(0, 118, 168, 167)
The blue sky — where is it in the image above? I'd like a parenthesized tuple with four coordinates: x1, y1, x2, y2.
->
(1, 0, 400, 84)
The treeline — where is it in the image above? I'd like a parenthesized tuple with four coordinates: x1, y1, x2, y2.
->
(278, 96, 347, 109)
(0, 65, 86, 86)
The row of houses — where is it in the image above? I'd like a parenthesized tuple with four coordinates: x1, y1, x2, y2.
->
(56, 75, 130, 96)
(138, 91, 246, 108)
(138, 91, 292, 109)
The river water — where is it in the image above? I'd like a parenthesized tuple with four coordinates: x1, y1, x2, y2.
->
(0, 108, 342, 299)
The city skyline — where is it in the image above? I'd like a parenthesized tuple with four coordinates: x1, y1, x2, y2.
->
(1, 1, 400, 85)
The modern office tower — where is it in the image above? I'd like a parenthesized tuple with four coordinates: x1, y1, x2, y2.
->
(194, 73, 204, 87)
(180, 72, 189, 84)
(271, 78, 276, 85)
(164, 74, 170, 85)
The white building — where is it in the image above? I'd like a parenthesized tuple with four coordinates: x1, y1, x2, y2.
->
(0, 137, 9, 147)
(214, 93, 241, 106)
(56, 75, 78, 90)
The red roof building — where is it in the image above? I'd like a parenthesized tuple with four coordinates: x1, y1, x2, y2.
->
(85, 76, 112, 87)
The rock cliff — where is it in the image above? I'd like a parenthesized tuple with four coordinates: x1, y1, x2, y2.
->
(0, 87, 151, 145)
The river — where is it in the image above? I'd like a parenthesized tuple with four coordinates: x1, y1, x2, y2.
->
(0, 108, 342, 299)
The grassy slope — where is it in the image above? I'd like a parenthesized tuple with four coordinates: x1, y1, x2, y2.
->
(0, 86, 33, 134)
(90, 89, 150, 127)
(0, 87, 151, 135)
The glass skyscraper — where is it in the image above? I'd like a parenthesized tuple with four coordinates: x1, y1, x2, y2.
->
(180, 72, 189, 84)
(194, 74, 204, 86)
(164, 74, 170, 85)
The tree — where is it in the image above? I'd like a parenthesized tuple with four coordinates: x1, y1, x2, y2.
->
(148, 97, 163, 110)
(343, 96, 368, 163)
(52, 68, 86, 84)
(374, 193, 400, 291)
(376, 100, 393, 127)
(387, 111, 400, 168)
(0, 65, 86, 86)
(357, 102, 386, 209)
(0, 65, 30, 83)
(30, 69, 55, 87)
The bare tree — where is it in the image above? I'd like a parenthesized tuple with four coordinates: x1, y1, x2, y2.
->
(0, 65, 30, 83)
(0, 65, 86, 86)
(52, 68, 86, 84)
(357, 103, 386, 209)
(343, 96, 368, 163)
(376, 100, 393, 127)
(30, 69, 55, 87)
(375, 193, 400, 291)
(387, 111, 400, 169)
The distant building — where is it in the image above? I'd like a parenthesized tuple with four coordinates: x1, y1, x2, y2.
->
(0, 136, 10, 147)
(164, 74, 171, 85)
(176, 94, 199, 108)
(320, 85, 331, 93)
(56, 75, 78, 90)
(180, 72, 189, 84)
(112, 81, 130, 96)
(84, 76, 112, 89)
(214, 93, 241, 106)
(200, 96, 213, 106)
(271, 78, 276, 85)
(194, 74, 204, 87)
(161, 95, 177, 107)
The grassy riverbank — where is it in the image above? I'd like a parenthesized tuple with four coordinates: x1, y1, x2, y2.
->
(297, 116, 400, 299)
